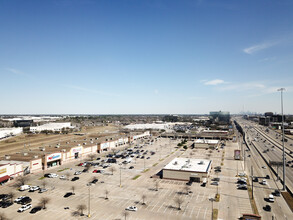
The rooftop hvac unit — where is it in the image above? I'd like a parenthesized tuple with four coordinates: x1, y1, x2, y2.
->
(78, 144, 80, 146)
(23, 152, 28, 156)
(5, 155, 10, 160)
(61, 149, 66, 152)
(173, 161, 178, 165)
(83, 143, 87, 145)
(34, 155, 38, 159)
(55, 145, 60, 148)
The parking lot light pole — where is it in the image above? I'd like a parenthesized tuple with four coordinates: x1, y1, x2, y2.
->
(119, 164, 122, 188)
(278, 88, 286, 191)
(209, 198, 216, 220)
(88, 185, 91, 218)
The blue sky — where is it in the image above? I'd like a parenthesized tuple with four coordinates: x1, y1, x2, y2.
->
(1, 0, 293, 114)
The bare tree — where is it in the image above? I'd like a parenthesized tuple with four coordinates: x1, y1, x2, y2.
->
(65, 172, 71, 180)
(110, 167, 116, 175)
(122, 211, 129, 220)
(14, 175, 30, 187)
(84, 163, 91, 172)
(175, 197, 184, 210)
(105, 189, 109, 200)
(0, 212, 9, 220)
(41, 180, 47, 189)
(87, 153, 96, 161)
(71, 186, 76, 194)
(77, 204, 86, 216)
(154, 180, 160, 191)
(8, 192, 15, 203)
(39, 197, 50, 209)
(142, 194, 147, 205)
(184, 185, 190, 195)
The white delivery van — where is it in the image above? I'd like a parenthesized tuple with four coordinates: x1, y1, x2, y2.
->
(19, 185, 30, 191)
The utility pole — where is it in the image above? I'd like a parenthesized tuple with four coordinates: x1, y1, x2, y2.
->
(88, 185, 91, 217)
(251, 166, 254, 199)
(278, 88, 286, 191)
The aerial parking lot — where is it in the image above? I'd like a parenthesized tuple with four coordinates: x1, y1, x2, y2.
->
(0, 137, 253, 220)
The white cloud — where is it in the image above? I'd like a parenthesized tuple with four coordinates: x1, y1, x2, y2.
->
(154, 89, 159, 94)
(5, 67, 31, 77)
(243, 41, 277, 54)
(204, 79, 225, 85)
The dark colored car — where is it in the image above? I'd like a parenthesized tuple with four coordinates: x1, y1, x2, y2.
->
(273, 190, 281, 197)
(1, 201, 13, 208)
(30, 206, 42, 214)
(71, 177, 79, 181)
(264, 205, 271, 212)
(19, 197, 32, 205)
(0, 194, 10, 200)
(91, 179, 98, 184)
(253, 177, 258, 182)
(186, 181, 192, 186)
(97, 157, 101, 160)
(64, 192, 74, 198)
(129, 166, 134, 169)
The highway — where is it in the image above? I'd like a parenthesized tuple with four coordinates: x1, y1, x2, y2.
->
(234, 117, 293, 219)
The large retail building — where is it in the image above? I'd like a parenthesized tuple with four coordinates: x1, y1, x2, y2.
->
(162, 158, 212, 182)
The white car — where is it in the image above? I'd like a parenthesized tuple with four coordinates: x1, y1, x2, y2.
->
(59, 175, 67, 180)
(238, 173, 246, 177)
(14, 196, 26, 203)
(29, 186, 40, 192)
(125, 206, 137, 212)
(48, 173, 58, 178)
(74, 171, 82, 175)
(18, 204, 32, 212)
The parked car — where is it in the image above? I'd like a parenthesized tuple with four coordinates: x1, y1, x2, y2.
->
(1, 201, 13, 208)
(19, 197, 32, 205)
(29, 186, 40, 192)
(93, 169, 98, 173)
(14, 196, 26, 203)
(0, 194, 11, 200)
(64, 192, 74, 198)
(30, 206, 42, 214)
(273, 190, 280, 197)
(237, 185, 247, 190)
(268, 194, 274, 202)
(19, 185, 30, 191)
(129, 166, 134, 169)
(125, 206, 137, 211)
(39, 188, 48, 193)
(48, 173, 58, 178)
(74, 171, 82, 175)
(261, 179, 267, 185)
(18, 203, 32, 212)
(263, 204, 271, 212)
(211, 181, 219, 186)
(91, 179, 98, 184)
(71, 177, 79, 181)
(60, 175, 67, 180)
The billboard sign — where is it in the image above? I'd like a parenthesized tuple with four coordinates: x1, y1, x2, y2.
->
(47, 153, 61, 162)
(234, 150, 241, 160)
(71, 147, 82, 154)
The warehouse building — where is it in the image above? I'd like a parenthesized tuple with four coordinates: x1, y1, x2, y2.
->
(162, 158, 212, 182)
(192, 139, 219, 149)
(30, 122, 74, 133)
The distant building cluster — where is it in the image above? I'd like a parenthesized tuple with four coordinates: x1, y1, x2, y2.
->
(30, 122, 74, 133)
(209, 111, 230, 124)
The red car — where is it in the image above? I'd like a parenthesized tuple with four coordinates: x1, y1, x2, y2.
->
(78, 163, 83, 166)
(92, 169, 98, 173)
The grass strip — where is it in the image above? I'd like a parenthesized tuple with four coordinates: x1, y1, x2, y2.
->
(132, 175, 141, 180)
(212, 209, 218, 220)
(153, 163, 158, 167)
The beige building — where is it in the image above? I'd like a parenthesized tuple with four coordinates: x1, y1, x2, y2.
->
(0, 161, 23, 184)
(193, 139, 219, 149)
(162, 158, 212, 182)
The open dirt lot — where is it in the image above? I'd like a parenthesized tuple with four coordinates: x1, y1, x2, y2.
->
(0, 125, 119, 156)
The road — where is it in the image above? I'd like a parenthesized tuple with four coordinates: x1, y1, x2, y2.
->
(234, 117, 293, 219)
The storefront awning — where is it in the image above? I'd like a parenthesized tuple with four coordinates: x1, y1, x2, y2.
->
(0, 175, 10, 183)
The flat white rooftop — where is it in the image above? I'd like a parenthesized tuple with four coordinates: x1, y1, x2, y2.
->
(194, 139, 219, 144)
(163, 158, 212, 173)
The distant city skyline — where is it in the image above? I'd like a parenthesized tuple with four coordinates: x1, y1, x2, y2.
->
(0, 0, 292, 114)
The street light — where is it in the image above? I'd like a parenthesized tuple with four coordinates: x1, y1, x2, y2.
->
(278, 88, 286, 191)
(88, 184, 91, 217)
(209, 198, 216, 220)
